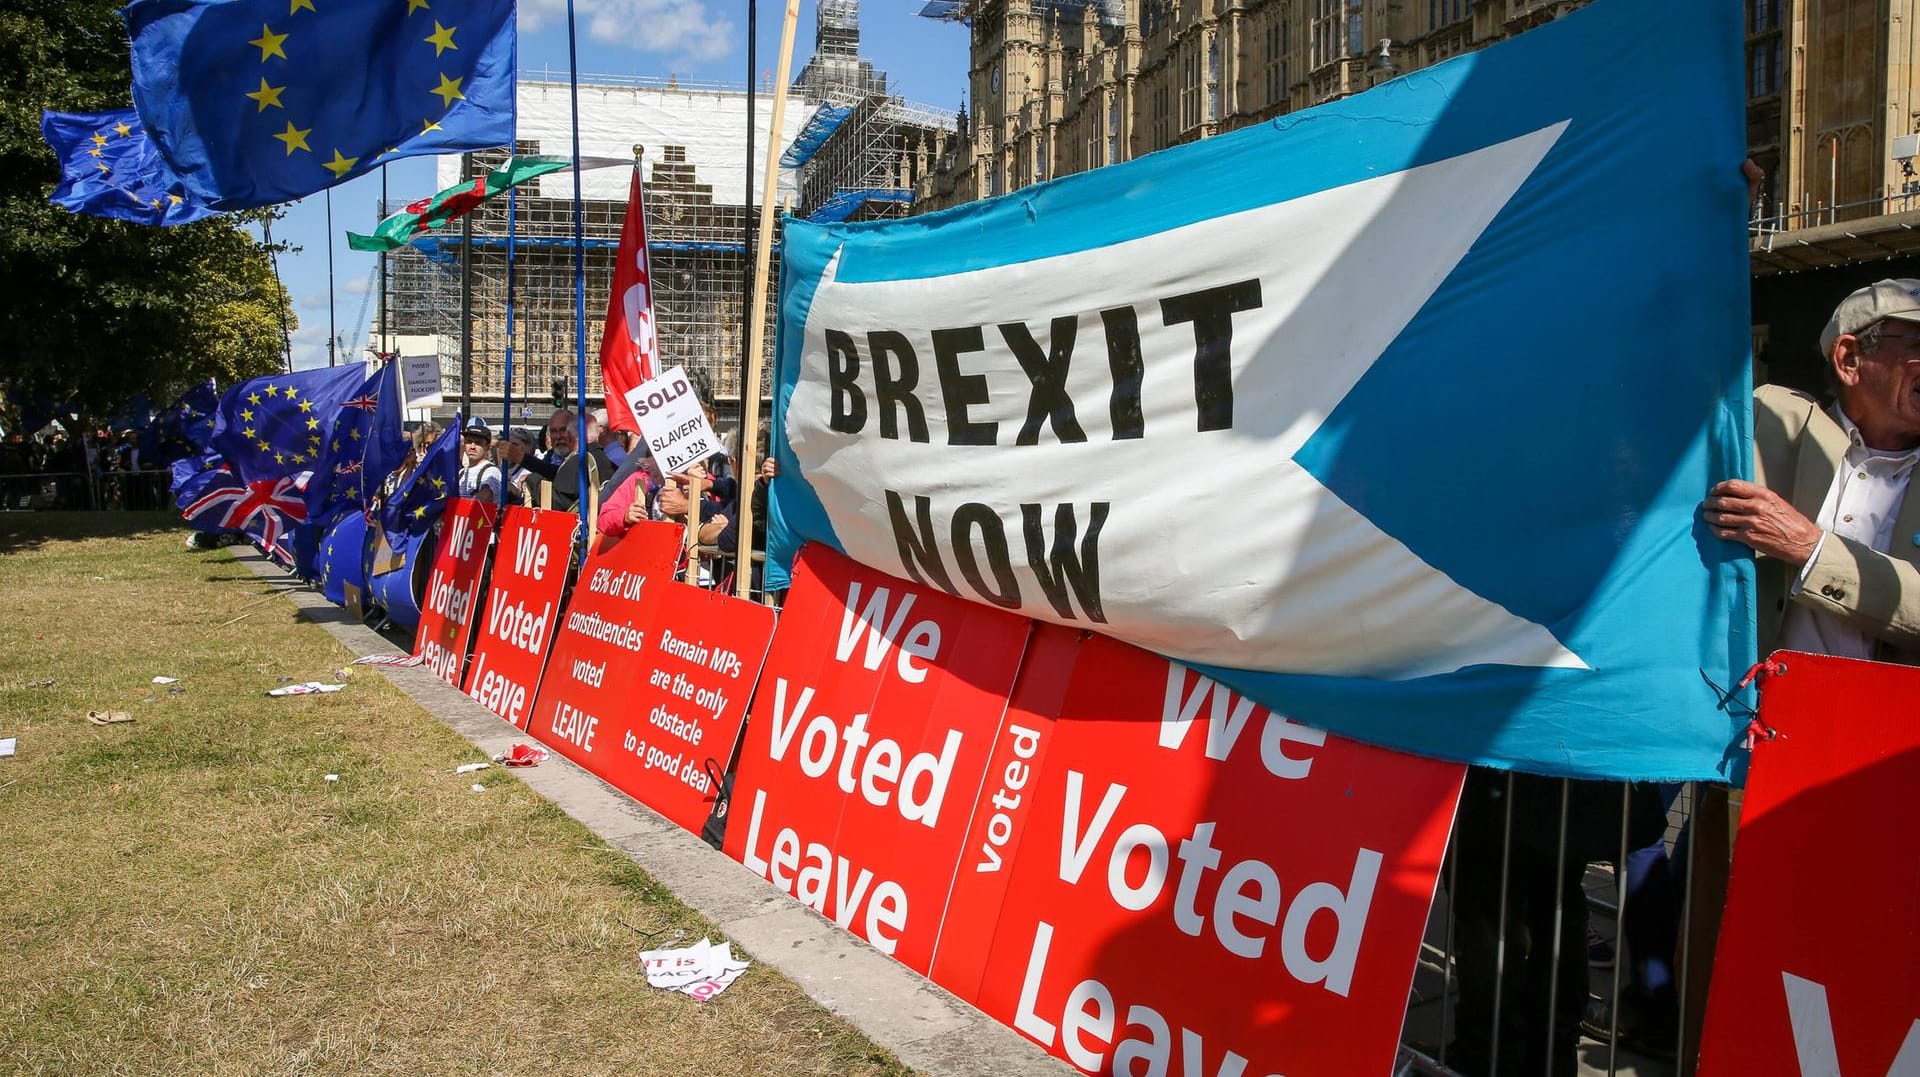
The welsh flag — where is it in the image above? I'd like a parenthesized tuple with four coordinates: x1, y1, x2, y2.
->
(347, 156, 572, 252)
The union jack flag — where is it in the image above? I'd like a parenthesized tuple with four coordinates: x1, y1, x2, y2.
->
(183, 466, 310, 559)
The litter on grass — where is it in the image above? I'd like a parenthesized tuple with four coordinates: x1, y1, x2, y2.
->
(0, 738, 16, 758)
(323, 773, 340, 782)
(350, 654, 426, 668)
(639, 938, 751, 1002)
(268, 682, 347, 696)
(470, 783, 486, 793)
(151, 676, 179, 685)
(494, 744, 548, 767)
(455, 762, 490, 774)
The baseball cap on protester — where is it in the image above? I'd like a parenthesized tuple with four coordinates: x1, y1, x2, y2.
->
(461, 422, 492, 444)
(1818, 278, 1920, 357)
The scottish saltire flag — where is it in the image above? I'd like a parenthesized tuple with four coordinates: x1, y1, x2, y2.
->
(212, 364, 369, 484)
(40, 109, 213, 226)
(380, 417, 462, 534)
(767, 0, 1753, 781)
(124, 0, 514, 210)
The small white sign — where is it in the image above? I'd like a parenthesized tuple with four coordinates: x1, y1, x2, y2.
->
(401, 355, 444, 408)
(626, 365, 720, 475)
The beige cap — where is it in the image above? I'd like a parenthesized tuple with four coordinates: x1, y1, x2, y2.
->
(1819, 278, 1920, 357)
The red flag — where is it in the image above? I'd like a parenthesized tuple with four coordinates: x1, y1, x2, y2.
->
(599, 167, 660, 433)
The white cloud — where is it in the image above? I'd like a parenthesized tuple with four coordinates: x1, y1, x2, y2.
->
(519, 0, 735, 62)
(341, 275, 371, 297)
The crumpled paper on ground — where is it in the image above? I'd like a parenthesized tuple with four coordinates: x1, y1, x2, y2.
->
(267, 682, 347, 696)
(639, 938, 750, 1002)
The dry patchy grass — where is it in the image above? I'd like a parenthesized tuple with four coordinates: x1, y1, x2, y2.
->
(0, 513, 909, 1077)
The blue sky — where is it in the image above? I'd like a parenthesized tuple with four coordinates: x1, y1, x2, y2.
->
(268, 0, 969, 370)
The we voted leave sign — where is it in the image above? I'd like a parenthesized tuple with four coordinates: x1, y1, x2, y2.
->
(1699, 654, 1920, 1077)
(723, 544, 1032, 974)
(931, 626, 1463, 1077)
(413, 498, 496, 687)
(524, 520, 682, 760)
(463, 506, 578, 727)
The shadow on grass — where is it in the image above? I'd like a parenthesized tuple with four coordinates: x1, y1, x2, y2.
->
(0, 511, 183, 555)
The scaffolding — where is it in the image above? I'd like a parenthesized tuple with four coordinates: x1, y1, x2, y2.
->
(794, 96, 957, 223)
(377, 79, 801, 420)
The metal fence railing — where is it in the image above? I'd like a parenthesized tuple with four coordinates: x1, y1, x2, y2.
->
(0, 469, 174, 513)
(1397, 777, 1704, 1077)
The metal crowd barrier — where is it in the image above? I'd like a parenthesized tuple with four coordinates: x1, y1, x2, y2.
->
(0, 469, 174, 512)
(1398, 777, 1704, 1077)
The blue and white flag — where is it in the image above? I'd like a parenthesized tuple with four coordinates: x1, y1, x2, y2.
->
(767, 0, 1753, 781)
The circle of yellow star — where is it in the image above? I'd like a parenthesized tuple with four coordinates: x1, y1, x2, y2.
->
(113, 122, 132, 137)
(430, 73, 466, 108)
(249, 24, 289, 61)
(322, 149, 359, 178)
(421, 117, 444, 134)
(246, 78, 286, 111)
(285, 386, 300, 400)
(274, 121, 312, 155)
(406, 0, 430, 12)
(424, 21, 457, 55)
(248, 392, 262, 405)
(290, 0, 315, 12)
(264, 384, 280, 398)
(91, 132, 108, 147)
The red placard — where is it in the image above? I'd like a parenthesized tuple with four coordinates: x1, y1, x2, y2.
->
(1698, 653, 1920, 1077)
(571, 583, 775, 834)
(523, 520, 683, 766)
(933, 625, 1465, 1077)
(723, 545, 1032, 974)
(413, 498, 497, 687)
(463, 506, 578, 727)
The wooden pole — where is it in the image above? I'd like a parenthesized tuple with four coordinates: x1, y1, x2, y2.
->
(685, 472, 704, 577)
(732, 0, 802, 599)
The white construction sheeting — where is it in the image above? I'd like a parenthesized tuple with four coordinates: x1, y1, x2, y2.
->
(434, 76, 809, 205)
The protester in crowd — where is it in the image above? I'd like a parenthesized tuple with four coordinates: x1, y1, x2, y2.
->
(543, 410, 613, 514)
(501, 428, 536, 506)
(1684, 276, 1920, 1050)
(457, 423, 502, 505)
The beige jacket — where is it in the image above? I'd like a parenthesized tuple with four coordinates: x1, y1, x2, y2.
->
(1753, 383, 1920, 664)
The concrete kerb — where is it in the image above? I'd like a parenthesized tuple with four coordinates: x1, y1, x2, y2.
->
(234, 549, 1073, 1077)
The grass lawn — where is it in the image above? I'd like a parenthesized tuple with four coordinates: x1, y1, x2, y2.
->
(0, 513, 909, 1076)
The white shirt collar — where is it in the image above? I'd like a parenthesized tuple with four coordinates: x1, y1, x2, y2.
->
(1832, 404, 1920, 471)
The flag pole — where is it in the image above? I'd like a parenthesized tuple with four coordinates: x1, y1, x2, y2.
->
(565, 0, 590, 553)
(326, 189, 337, 367)
(460, 152, 475, 417)
(380, 164, 391, 360)
(732, 0, 800, 599)
(263, 213, 294, 373)
(502, 49, 519, 477)
(740, 0, 757, 412)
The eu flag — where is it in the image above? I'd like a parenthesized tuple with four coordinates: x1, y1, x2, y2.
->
(306, 361, 404, 520)
(152, 378, 221, 466)
(125, 0, 515, 210)
(381, 417, 462, 534)
(40, 109, 213, 225)
(212, 364, 370, 484)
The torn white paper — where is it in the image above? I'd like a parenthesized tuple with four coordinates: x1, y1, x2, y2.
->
(639, 938, 751, 1001)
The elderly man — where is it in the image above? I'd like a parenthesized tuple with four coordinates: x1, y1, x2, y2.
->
(1706, 278, 1920, 661)
(1679, 278, 1920, 1059)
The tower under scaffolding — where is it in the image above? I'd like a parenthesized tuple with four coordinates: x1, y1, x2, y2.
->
(786, 0, 957, 223)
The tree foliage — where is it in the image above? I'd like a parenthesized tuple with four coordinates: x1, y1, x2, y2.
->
(0, 0, 295, 425)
